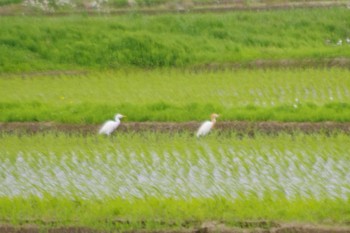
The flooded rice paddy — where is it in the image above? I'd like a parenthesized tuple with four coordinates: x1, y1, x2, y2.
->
(1, 133, 350, 200)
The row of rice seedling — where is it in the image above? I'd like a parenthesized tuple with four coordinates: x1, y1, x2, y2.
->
(4, 68, 350, 106)
(1, 68, 350, 122)
(0, 132, 349, 228)
(2, 132, 349, 199)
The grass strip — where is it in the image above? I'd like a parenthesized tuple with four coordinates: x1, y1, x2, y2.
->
(0, 196, 349, 231)
(1, 102, 350, 123)
(0, 7, 350, 72)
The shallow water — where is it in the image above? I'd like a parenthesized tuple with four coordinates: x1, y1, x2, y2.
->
(1, 147, 349, 200)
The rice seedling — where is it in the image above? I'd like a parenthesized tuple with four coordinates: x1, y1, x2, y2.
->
(0, 132, 349, 229)
(1, 68, 350, 122)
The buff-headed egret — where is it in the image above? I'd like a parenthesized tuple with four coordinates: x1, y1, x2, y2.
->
(196, 113, 219, 137)
(99, 113, 125, 135)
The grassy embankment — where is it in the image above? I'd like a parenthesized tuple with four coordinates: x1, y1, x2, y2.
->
(0, 7, 350, 72)
(0, 132, 350, 230)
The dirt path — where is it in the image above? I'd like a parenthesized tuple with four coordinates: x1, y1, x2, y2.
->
(109, 0, 349, 15)
(1, 121, 350, 135)
(1, 221, 350, 233)
(194, 58, 350, 71)
(1, 0, 349, 16)
(1, 58, 350, 79)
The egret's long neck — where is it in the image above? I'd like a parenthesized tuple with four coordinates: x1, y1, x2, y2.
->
(211, 117, 217, 126)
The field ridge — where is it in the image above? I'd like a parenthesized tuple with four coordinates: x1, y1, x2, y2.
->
(1, 57, 350, 78)
(1, 0, 349, 16)
(2, 121, 350, 134)
(1, 222, 350, 233)
(85, 1, 350, 16)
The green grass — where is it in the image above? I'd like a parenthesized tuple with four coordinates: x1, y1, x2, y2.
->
(0, 197, 349, 231)
(1, 68, 350, 123)
(1, 7, 350, 72)
(0, 132, 350, 230)
(0, 0, 22, 6)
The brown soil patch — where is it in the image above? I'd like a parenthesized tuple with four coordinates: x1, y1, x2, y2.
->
(93, 1, 348, 15)
(1, 58, 350, 79)
(1, 121, 350, 135)
(193, 58, 350, 71)
(1, 221, 350, 233)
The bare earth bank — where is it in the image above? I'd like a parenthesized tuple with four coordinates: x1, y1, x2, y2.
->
(1, 221, 350, 233)
(1, 121, 350, 135)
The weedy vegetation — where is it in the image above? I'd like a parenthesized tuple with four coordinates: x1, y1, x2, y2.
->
(0, 7, 350, 72)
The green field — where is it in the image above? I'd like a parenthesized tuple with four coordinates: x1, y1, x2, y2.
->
(1, 68, 350, 123)
(1, 3, 350, 232)
(1, 132, 350, 230)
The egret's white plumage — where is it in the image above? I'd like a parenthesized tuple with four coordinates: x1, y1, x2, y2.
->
(99, 113, 125, 135)
(196, 113, 219, 137)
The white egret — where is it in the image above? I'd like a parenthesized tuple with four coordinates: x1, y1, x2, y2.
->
(99, 113, 125, 135)
(196, 113, 219, 137)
